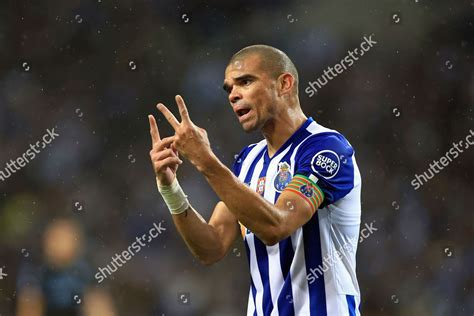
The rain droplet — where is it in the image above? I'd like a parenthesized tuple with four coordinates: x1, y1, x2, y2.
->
(128, 60, 137, 71)
(128, 154, 136, 163)
(285, 294, 294, 304)
(232, 248, 241, 257)
(73, 295, 82, 304)
(443, 246, 454, 258)
(75, 14, 83, 23)
(391, 294, 399, 304)
(233, 60, 242, 69)
(21, 62, 30, 72)
(75, 108, 83, 118)
(21, 248, 29, 257)
(392, 107, 401, 117)
(181, 14, 190, 23)
(445, 60, 453, 69)
(339, 154, 348, 164)
(391, 201, 400, 210)
(391, 12, 401, 24)
(285, 199, 295, 211)
(73, 200, 84, 212)
(287, 14, 298, 23)
(178, 292, 190, 305)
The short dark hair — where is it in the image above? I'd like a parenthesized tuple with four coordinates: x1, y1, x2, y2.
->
(228, 44, 299, 92)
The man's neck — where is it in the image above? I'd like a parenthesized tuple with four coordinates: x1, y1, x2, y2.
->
(262, 110, 308, 158)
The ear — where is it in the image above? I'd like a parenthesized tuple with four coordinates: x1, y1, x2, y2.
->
(278, 73, 295, 96)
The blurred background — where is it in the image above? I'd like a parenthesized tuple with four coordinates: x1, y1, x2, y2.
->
(0, 0, 473, 315)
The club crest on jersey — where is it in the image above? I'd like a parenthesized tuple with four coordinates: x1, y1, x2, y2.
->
(273, 162, 292, 192)
(310, 150, 340, 179)
(299, 184, 314, 198)
(257, 177, 266, 196)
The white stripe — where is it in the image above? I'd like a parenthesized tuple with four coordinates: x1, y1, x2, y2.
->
(238, 140, 267, 182)
(290, 228, 310, 315)
(240, 141, 266, 315)
(318, 209, 339, 315)
(249, 153, 265, 192)
(306, 121, 337, 134)
(247, 234, 265, 316)
(246, 269, 256, 315)
(262, 147, 293, 316)
(355, 295, 361, 316)
(267, 244, 281, 316)
(352, 156, 361, 188)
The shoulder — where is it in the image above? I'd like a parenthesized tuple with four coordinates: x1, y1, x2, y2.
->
(295, 122, 355, 180)
(296, 122, 354, 159)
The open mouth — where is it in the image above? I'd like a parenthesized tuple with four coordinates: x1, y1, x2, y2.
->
(236, 108, 251, 117)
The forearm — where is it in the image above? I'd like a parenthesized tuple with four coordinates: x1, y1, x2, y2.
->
(198, 153, 283, 242)
(171, 205, 224, 264)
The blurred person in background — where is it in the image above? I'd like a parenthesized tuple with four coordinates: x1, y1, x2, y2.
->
(16, 218, 116, 316)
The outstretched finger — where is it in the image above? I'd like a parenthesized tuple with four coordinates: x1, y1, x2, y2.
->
(175, 95, 191, 124)
(148, 115, 161, 147)
(157, 103, 180, 131)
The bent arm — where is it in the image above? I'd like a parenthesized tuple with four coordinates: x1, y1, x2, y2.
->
(172, 200, 239, 265)
(197, 154, 316, 246)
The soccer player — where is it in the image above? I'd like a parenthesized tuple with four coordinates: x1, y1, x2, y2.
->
(148, 45, 362, 315)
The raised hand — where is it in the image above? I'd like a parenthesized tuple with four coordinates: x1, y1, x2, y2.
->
(148, 114, 182, 186)
(156, 95, 212, 170)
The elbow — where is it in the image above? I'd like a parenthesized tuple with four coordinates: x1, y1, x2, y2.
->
(259, 227, 286, 246)
(196, 251, 225, 266)
(199, 258, 218, 266)
(197, 254, 221, 266)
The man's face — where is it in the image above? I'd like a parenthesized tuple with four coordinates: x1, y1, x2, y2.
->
(223, 54, 279, 132)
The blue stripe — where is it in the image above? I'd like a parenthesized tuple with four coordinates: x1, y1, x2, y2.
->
(254, 237, 273, 315)
(346, 295, 356, 316)
(276, 237, 295, 315)
(254, 155, 274, 315)
(244, 237, 257, 316)
(303, 215, 327, 315)
(243, 147, 266, 185)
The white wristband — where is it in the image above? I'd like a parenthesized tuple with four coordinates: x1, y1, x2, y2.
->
(156, 177, 190, 215)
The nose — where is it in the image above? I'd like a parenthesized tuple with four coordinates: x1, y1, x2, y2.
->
(228, 86, 242, 105)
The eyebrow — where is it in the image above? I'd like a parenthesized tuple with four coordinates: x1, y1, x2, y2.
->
(222, 74, 258, 93)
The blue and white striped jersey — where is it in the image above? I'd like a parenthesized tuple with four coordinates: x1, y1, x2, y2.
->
(232, 117, 362, 316)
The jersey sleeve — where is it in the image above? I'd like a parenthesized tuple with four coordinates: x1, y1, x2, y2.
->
(294, 133, 355, 207)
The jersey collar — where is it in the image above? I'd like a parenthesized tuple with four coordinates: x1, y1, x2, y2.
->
(264, 117, 314, 160)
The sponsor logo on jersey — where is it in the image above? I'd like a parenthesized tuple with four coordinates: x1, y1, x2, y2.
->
(273, 161, 292, 192)
(311, 150, 340, 179)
